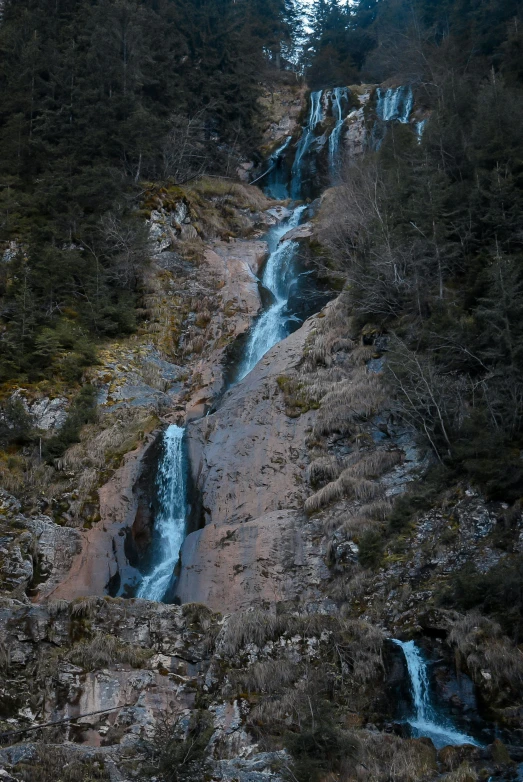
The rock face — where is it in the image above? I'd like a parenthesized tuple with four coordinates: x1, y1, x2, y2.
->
(42, 437, 156, 601)
(279, 222, 314, 243)
(0, 490, 82, 601)
(344, 86, 374, 157)
(176, 509, 329, 612)
(186, 319, 316, 528)
(185, 237, 267, 416)
(177, 317, 323, 609)
(43, 229, 269, 602)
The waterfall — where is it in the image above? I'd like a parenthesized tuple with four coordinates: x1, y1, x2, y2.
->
(264, 136, 292, 200)
(393, 640, 480, 749)
(137, 425, 187, 601)
(237, 205, 307, 380)
(415, 119, 427, 143)
(376, 85, 413, 124)
(329, 87, 349, 180)
(291, 90, 324, 199)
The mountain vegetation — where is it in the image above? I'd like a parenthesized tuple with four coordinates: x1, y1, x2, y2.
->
(311, 0, 523, 502)
(0, 0, 296, 386)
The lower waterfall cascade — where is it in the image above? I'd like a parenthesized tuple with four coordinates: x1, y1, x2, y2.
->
(393, 639, 481, 749)
(136, 424, 188, 601)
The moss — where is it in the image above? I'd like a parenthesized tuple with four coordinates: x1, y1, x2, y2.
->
(276, 375, 319, 417)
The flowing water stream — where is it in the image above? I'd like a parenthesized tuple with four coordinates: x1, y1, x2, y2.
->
(291, 89, 324, 199)
(137, 425, 187, 601)
(136, 91, 328, 599)
(376, 85, 413, 123)
(329, 87, 349, 180)
(393, 639, 480, 749)
(263, 135, 292, 200)
(237, 204, 307, 380)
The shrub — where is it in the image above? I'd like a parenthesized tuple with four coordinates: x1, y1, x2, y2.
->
(448, 612, 523, 694)
(44, 385, 97, 460)
(148, 711, 213, 782)
(285, 724, 360, 782)
(0, 397, 35, 446)
(13, 745, 110, 782)
(358, 528, 385, 568)
(441, 557, 523, 641)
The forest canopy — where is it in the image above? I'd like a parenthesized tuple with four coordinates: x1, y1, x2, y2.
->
(0, 0, 296, 382)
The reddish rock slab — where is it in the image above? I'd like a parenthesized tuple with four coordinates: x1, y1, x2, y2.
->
(186, 316, 318, 529)
(42, 440, 154, 601)
(175, 510, 328, 612)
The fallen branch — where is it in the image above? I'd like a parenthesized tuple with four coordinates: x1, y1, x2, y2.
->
(0, 704, 131, 744)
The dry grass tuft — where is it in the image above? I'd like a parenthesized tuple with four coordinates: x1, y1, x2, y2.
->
(308, 456, 345, 486)
(305, 448, 400, 514)
(48, 599, 69, 617)
(341, 619, 385, 684)
(359, 500, 393, 520)
(355, 731, 437, 781)
(69, 595, 100, 618)
(67, 632, 153, 671)
(312, 372, 387, 438)
(305, 468, 385, 514)
(219, 609, 339, 657)
(448, 612, 523, 693)
(229, 659, 298, 696)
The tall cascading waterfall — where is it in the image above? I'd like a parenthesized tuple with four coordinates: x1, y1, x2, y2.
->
(376, 85, 413, 124)
(137, 425, 187, 601)
(329, 87, 349, 180)
(392, 640, 480, 749)
(291, 89, 324, 199)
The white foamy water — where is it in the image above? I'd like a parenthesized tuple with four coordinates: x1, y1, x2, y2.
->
(376, 85, 413, 124)
(329, 86, 349, 179)
(393, 639, 480, 749)
(291, 89, 324, 198)
(137, 425, 187, 601)
(237, 205, 307, 380)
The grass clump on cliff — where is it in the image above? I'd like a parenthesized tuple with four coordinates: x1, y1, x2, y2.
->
(67, 632, 153, 671)
(13, 745, 110, 782)
(276, 374, 320, 418)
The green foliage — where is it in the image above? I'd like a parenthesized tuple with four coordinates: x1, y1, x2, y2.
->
(357, 527, 384, 568)
(44, 384, 97, 460)
(285, 722, 360, 782)
(316, 3, 523, 498)
(441, 556, 523, 641)
(0, 0, 295, 383)
(0, 397, 35, 446)
(387, 469, 449, 533)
